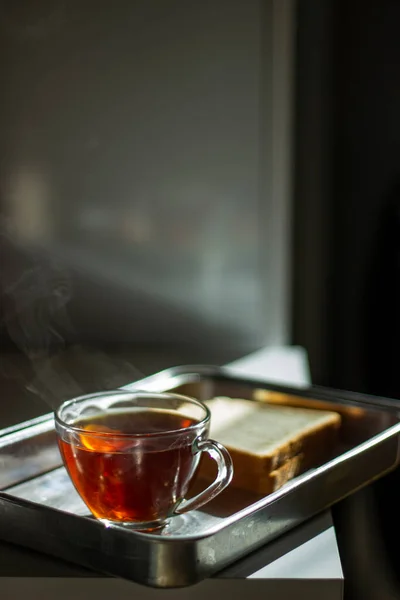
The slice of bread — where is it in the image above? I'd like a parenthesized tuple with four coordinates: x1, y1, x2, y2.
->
(201, 397, 341, 493)
(265, 454, 303, 494)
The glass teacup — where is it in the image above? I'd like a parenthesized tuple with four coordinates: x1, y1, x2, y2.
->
(55, 390, 233, 531)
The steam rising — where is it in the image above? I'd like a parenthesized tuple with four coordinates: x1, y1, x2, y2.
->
(0, 218, 143, 409)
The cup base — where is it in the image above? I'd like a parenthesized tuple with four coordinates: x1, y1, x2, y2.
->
(100, 517, 168, 533)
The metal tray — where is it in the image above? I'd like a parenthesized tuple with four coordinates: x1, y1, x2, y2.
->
(1, 365, 400, 588)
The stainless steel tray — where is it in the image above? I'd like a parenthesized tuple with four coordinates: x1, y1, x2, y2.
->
(1, 365, 400, 588)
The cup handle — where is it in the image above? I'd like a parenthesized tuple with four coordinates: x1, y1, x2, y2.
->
(174, 438, 233, 515)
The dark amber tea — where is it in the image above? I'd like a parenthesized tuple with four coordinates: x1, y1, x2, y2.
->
(59, 410, 200, 524)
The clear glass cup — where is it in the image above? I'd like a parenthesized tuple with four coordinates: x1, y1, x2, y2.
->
(55, 390, 233, 531)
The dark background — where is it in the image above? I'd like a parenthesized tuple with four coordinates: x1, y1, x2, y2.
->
(294, 0, 400, 399)
(294, 3, 400, 599)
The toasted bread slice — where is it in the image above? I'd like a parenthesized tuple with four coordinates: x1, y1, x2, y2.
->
(202, 397, 341, 493)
